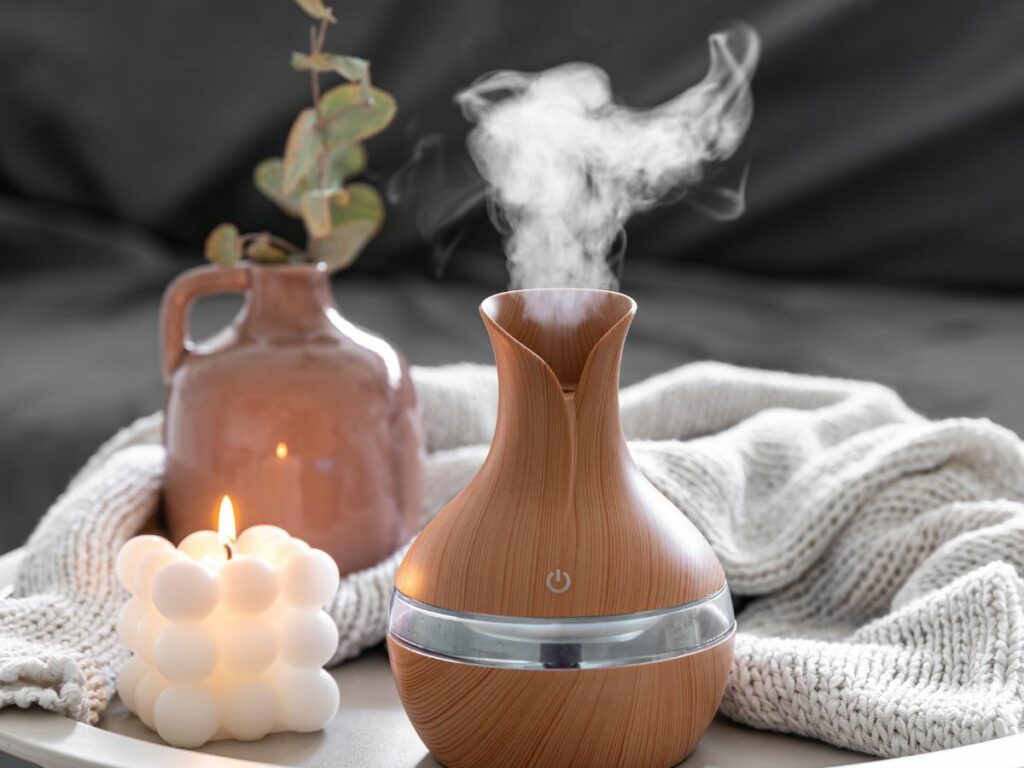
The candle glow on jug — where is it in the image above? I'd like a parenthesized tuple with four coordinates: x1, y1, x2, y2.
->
(114, 495, 341, 748)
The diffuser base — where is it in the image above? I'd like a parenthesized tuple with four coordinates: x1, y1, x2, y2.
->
(388, 633, 734, 768)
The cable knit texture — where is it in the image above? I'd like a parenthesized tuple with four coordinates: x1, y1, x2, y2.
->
(2, 362, 1023, 758)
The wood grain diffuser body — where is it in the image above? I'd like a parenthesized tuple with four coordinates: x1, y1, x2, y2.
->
(388, 289, 735, 768)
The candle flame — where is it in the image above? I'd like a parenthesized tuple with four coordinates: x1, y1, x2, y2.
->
(218, 495, 237, 546)
(276, 441, 288, 460)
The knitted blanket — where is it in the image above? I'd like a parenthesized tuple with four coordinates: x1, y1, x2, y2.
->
(2, 362, 1023, 759)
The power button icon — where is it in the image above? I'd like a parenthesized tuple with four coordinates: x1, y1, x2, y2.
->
(545, 569, 572, 594)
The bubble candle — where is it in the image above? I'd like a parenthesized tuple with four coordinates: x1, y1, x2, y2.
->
(114, 496, 340, 748)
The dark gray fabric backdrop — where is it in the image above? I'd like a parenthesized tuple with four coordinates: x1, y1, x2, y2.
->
(1, 0, 1023, 556)
(2, 0, 1022, 283)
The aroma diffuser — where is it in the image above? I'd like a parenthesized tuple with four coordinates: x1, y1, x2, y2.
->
(387, 289, 735, 768)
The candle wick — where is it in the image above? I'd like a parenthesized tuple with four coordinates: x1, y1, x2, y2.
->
(224, 543, 233, 560)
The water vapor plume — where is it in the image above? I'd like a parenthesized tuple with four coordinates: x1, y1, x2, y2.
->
(456, 23, 760, 290)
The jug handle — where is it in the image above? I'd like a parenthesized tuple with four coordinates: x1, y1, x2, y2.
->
(160, 263, 251, 382)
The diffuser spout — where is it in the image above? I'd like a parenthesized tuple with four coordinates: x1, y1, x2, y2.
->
(479, 288, 635, 468)
(479, 288, 635, 393)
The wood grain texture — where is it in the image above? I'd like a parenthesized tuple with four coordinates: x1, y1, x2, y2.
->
(388, 635, 735, 768)
(395, 289, 725, 617)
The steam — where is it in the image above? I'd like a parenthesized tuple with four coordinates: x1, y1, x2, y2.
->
(456, 23, 760, 290)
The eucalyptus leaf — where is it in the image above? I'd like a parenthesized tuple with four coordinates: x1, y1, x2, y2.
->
(320, 84, 396, 146)
(291, 0, 336, 22)
(330, 55, 370, 85)
(290, 52, 327, 72)
(291, 52, 369, 85)
(204, 223, 242, 266)
(307, 182, 384, 272)
(253, 158, 305, 217)
(245, 233, 289, 263)
(327, 143, 366, 184)
(327, 182, 382, 231)
(300, 189, 334, 239)
(282, 109, 322, 195)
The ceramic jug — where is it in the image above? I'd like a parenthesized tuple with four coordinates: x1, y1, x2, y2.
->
(160, 261, 424, 574)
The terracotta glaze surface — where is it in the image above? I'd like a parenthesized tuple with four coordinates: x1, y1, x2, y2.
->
(395, 288, 726, 617)
(161, 262, 424, 574)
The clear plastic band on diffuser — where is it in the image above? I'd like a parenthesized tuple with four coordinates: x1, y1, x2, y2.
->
(388, 586, 736, 670)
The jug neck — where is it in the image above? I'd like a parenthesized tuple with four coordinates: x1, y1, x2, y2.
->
(481, 289, 635, 477)
(240, 262, 337, 337)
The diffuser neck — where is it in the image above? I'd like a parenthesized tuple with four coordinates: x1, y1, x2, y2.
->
(480, 289, 635, 488)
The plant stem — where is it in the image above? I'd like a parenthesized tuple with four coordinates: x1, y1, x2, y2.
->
(240, 232, 302, 254)
(309, 19, 331, 188)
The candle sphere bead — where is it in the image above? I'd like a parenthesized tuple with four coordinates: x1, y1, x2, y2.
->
(154, 622, 218, 682)
(235, 525, 290, 556)
(116, 597, 147, 654)
(221, 680, 277, 741)
(116, 535, 173, 594)
(221, 557, 278, 613)
(280, 549, 340, 608)
(152, 560, 219, 621)
(178, 530, 224, 561)
(153, 686, 219, 748)
(116, 654, 147, 711)
(220, 616, 276, 675)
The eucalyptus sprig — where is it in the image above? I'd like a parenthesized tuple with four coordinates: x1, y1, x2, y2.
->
(205, 0, 395, 272)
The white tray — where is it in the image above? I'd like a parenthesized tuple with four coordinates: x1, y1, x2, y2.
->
(1, 548, 1021, 768)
